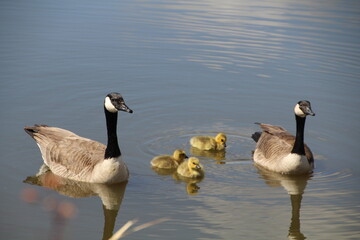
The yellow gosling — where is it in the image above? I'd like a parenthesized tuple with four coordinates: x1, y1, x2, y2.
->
(190, 133, 227, 151)
(150, 149, 188, 169)
(177, 157, 204, 178)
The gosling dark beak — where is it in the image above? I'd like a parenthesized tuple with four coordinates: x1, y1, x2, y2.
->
(196, 165, 201, 169)
(184, 154, 189, 159)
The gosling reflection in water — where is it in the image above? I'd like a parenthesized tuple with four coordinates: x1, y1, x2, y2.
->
(151, 167, 202, 195)
(190, 146, 226, 161)
(151, 157, 204, 195)
(256, 168, 311, 240)
(24, 164, 127, 240)
(172, 173, 203, 195)
(151, 166, 177, 176)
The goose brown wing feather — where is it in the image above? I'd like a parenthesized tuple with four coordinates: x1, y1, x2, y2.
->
(256, 123, 314, 164)
(256, 124, 295, 160)
(46, 137, 106, 175)
(27, 125, 106, 177)
(25, 125, 78, 140)
(258, 123, 287, 135)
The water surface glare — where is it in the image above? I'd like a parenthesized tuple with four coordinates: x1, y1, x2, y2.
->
(1, 0, 359, 239)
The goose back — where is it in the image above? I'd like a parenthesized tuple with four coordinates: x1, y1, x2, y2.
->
(25, 125, 121, 182)
(254, 123, 314, 171)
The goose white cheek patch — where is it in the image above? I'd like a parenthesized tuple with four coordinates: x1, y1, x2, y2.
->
(294, 104, 306, 117)
(104, 97, 118, 113)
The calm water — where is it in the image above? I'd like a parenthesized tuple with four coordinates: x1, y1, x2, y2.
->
(1, 0, 360, 239)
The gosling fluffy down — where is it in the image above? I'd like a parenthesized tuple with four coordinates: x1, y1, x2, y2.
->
(151, 149, 188, 169)
(190, 133, 227, 151)
(177, 157, 204, 178)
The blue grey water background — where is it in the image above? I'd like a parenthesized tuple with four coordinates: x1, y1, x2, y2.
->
(1, 0, 360, 239)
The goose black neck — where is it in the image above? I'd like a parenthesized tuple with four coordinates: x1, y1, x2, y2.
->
(104, 107, 121, 159)
(291, 115, 306, 155)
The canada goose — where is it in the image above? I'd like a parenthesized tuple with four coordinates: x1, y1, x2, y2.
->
(176, 157, 204, 178)
(252, 100, 315, 175)
(190, 133, 227, 151)
(24, 92, 133, 184)
(150, 149, 188, 169)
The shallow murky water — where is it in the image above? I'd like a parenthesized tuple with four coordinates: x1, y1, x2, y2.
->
(1, 0, 359, 239)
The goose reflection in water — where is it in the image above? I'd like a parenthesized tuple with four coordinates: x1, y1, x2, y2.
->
(256, 167, 311, 240)
(24, 164, 127, 240)
(151, 166, 177, 176)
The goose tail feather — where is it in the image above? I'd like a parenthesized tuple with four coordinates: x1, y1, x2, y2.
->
(251, 132, 262, 143)
(24, 125, 48, 138)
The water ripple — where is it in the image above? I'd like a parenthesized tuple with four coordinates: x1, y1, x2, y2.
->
(140, 127, 255, 163)
(134, 0, 360, 77)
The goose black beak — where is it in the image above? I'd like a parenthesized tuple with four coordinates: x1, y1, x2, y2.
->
(300, 104, 315, 116)
(304, 107, 315, 116)
(116, 102, 133, 113)
(308, 112, 315, 116)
